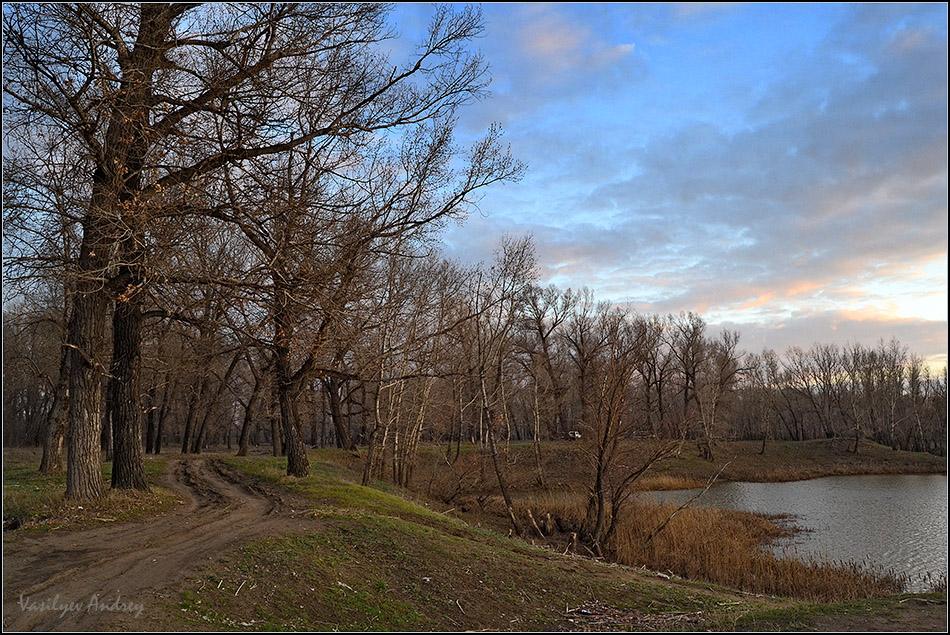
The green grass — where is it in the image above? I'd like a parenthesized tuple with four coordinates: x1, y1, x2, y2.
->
(731, 592, 949, 631)
(3, 448, 176, 531)
(176, 451, 946, 632)
(177, 513, 738, 631)
(174, 452, 789, 631)
(221, 454, 458, 528)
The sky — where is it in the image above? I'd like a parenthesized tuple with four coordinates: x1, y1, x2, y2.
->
(388, 3, 948, 369)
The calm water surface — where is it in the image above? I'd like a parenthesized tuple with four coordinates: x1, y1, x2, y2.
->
(646, 474, 948, 591)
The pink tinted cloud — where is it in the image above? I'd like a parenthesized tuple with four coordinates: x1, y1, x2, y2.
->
(515, 4, 638, 77)
(520, 9, 584, 59)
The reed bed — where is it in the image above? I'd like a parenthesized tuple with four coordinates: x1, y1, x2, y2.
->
(610, 502, 904, 602)
(496, 488, 904, 602)
(388, 442, 927, 602)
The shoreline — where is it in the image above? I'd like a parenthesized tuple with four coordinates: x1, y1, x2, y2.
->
(640, 463, 947, 491)
(629, 438, 947, 492)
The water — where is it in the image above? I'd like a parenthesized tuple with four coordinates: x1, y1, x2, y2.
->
(645, 474, 948, 591)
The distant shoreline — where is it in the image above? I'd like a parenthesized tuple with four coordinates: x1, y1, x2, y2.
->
(629, 438, 947, 491)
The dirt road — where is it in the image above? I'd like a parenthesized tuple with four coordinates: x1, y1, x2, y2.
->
(2, 457, 314, 632)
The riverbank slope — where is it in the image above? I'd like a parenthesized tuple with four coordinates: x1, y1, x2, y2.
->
(3, 446, 946, 631)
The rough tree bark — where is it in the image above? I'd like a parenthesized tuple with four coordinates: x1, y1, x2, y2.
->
(64, 209, 112, 499)
(110, 297, 148, 490)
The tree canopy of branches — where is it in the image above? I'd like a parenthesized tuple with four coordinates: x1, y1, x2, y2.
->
(4, 3, 522, 496)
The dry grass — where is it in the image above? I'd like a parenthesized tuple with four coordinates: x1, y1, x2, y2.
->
(501, 489, 589, 536)
(480, 486, 905, 603)
(609, 502, 905, 602)
(633, 473, 706, 491)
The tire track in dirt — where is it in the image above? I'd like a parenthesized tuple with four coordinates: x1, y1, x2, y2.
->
(2, 456, 316, 632)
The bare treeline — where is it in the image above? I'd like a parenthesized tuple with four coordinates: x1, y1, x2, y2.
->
(741, 341, 947, 454)
(4, 253, 947, 456)
(2, 4, 946, 510)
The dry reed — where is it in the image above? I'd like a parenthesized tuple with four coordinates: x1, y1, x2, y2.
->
(609, 502, 905, 601)
(495, 489, 904, 601)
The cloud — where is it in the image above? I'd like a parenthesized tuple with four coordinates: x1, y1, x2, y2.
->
(519, 6, 585, 61)
(439, 3, 947, 361)
(566, 6, 945, 306)
(454, 4, 648, 134)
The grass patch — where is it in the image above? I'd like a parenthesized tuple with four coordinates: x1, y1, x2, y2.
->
(733, 592, 948, 631)
(3, 447, 177, 531)
(175, 509, 762, 632)
(221, 454, 452, 527)
(196, 453, 786, 631)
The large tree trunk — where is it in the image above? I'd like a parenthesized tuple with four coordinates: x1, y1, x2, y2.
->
(110, 295, 148, 490)
(65, 215, 111, 500)
(277, 378, 310, 477)
(272, 296, 306, 474)
(65, 4, 176, 499)
(106, 5, 176, 485)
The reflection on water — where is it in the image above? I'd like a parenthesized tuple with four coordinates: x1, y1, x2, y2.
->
(645, 474, 948, 592)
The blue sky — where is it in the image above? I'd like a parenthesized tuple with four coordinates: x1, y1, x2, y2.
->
(391, 3, 947, 367)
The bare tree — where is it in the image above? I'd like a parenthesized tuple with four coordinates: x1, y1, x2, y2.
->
(517, 285, 577, 485)
(4, 3, 521, 491)
(355, 254, 467, 487)
(693, 329, 742, 461)
(2, 304, 60, 448)
(3, 134, 85, 473)
(466, 236, 537, 534)
(562, 299, 681, 553)
(665, 311, 708, 440)
(638, 316, 673, 438)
